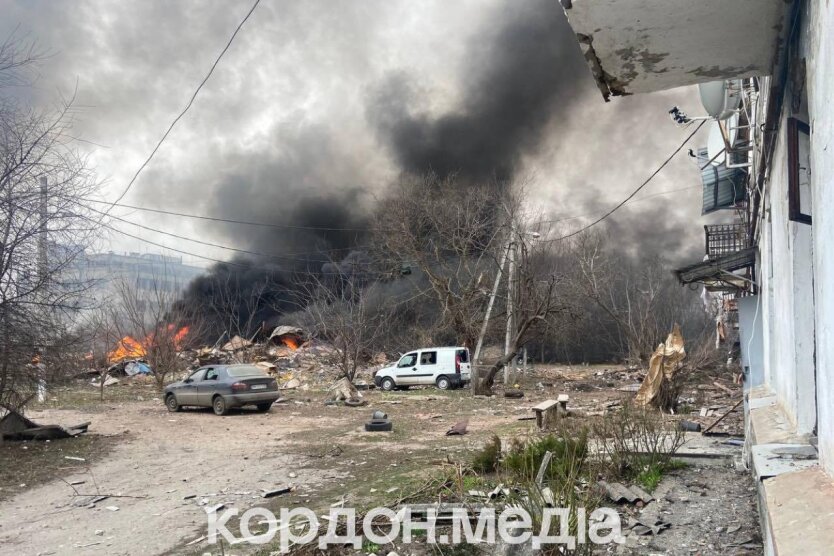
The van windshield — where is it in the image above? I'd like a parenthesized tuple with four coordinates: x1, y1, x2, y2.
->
(398, 354, 417, 368)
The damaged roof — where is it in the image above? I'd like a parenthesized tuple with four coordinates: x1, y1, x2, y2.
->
(560, 0, 793, 99)
(674, 247, 756, 291)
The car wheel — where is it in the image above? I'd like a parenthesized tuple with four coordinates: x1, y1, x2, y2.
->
(436, 376, 451, 390)
(213, 395, 228, 416)
(165, 394, 181, 412)
(380, 377, 396, 391)
(256, 402, 272, 412)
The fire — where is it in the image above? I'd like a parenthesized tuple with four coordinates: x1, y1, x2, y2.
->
(107, 325, 190, 362)
(108, 336, 146, 362)
(281, 337, 299, 350)
(173, 325, 190, 347)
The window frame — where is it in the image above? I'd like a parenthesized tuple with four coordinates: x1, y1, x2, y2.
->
(788, 117, 812, 225)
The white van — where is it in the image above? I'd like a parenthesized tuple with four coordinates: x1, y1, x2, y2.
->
(373, 347, 471, 391)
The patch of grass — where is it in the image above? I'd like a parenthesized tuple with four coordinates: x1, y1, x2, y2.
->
(471, 435, 501, 473)
(0, 434, 118, 501)
(636, 463, 664, 492)
(442, 545, 482, 556)
(362, 539, 380, 553)
(635, 457, 687, 492)
(31, 379, 160, 410)
(502, 431, 588, 483)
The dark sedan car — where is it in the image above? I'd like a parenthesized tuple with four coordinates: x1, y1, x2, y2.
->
(164, 364, 280, 415)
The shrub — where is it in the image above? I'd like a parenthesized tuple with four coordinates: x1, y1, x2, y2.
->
(502, 431, 588, 483)
(471, 435, 502, 473)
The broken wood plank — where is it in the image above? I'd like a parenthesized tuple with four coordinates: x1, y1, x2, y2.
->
(262, 486, 292, 499)
(702, 398, 743, 435)
(535, 451, 553, 486)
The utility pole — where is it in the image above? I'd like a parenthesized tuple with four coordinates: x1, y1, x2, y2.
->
(473, 235, 512, 365)
(36, 176, 48, 402)
(38, 176, 48, 286)
(504, 232, 516, 385)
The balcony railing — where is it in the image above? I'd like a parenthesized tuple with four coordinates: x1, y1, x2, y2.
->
(705, 223, 749, 259)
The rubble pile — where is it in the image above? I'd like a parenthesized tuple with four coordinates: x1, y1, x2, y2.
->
(177, 326, 390, 391)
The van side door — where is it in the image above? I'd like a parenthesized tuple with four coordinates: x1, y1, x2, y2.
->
(395, 352, 418, 385)
(417, 350, 438, 384)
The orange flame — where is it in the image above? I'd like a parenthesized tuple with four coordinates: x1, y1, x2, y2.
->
(108, 336, 146, 362)
(173, 326, 190, 347)
(107, 326, 189, 362)
(281, 337, 299, 350)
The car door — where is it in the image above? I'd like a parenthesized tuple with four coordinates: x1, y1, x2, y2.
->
(179, 368, 206, 404)
(417, 350, 438, 384)
(196, 367, 221, 406)
(394, 352, 418, 385)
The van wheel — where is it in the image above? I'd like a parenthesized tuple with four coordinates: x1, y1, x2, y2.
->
(381, 377, 396, 391)
(436, 376, 451, 390)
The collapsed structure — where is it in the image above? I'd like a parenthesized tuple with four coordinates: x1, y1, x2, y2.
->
(559, 1, 833, 552)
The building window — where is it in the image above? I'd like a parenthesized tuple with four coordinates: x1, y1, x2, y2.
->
(788, 117, 812, 224)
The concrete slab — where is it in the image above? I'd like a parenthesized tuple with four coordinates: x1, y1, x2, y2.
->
(763, 467, 834, 556)
(750, 400, 808, 445)
(749, 396, 777, 410)
(751, 444, 819, 480)
(672, 433, 741, 467)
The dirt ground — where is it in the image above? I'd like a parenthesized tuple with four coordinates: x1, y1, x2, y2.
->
(0, 363, 756, 556)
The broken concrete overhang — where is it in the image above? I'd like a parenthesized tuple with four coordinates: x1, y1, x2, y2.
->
(674, 247, 756, 291)
(560, 0, 794, 100)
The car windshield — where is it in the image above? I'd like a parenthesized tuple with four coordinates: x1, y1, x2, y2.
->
(227, 366, 267, 377)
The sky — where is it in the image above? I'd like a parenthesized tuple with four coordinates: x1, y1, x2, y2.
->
(1, 0, 720, 269)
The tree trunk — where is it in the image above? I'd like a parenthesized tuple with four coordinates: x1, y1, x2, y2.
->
(474, 349, 518, 394)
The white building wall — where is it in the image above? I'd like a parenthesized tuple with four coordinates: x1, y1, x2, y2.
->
(805, 1, 834, 474)
(764, 120, 800, 429)
(756, 2, 821, 441)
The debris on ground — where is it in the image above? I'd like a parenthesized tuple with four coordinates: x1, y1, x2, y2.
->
(598, 481, 654, 504)
(327, 377, 363, 405)
(0, 408, 91, 441)
(445, 420, 468, 436)
(262, 486, 292, 498)
(90, 376, 120, 388)
(635, 324, 686, 411)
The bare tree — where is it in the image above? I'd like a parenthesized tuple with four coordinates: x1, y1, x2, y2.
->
(0, 29, 46, 87)
(0, 37, 98, 412)
(373, 174, 506, 349)
(203, 272, 272, 360)
(475, 237, 575, 393)
(569, 231, 713, 365)
(108, 274, 206, 391)
(297, 272, 394, 383)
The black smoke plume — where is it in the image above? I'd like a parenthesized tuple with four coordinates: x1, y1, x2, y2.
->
(369, 0, 586, 184)
(180, 0, 589, 333)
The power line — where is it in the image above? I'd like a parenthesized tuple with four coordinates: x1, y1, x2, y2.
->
(76, 178, 702, 266)
(82, 196, 375, 232)
(85, 203, 338, 264)
(80, 181, 698, 236)
(540, 121, 706, 243)
(101, 0, 261, 217)
(93, 216, 399, 277)
(533, 184, 700, 227)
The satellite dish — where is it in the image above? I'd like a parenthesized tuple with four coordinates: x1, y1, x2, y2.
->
(707, 121, 726, 165)
(699, 80, 741, 120)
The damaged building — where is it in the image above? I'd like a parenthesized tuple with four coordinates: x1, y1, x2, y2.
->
(559, 0, 834, 553)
